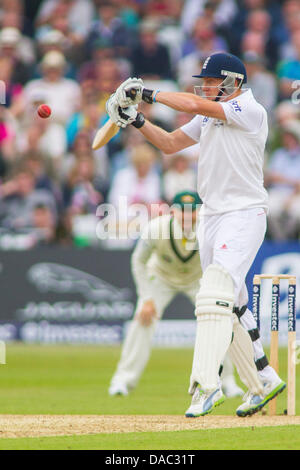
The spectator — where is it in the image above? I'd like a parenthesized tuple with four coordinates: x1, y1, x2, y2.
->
(163, 153, 196, 203)
(240, 30, 266, 59)
(247, 9, 278, 67)
(32, 203, 57, 244)
(144, 0, 171, 19)
(24, 51, 82, 125)
(178, 16, 227, 88)
(36, 0, 95, 42)
(115, 0, 141, 30)
(108, 125, 149, 180)
(108, 143, 161, 220)
(278, 0, 300, 55)
(0, 165, 57, 231)
(267, 100, 300, 154)
(274, 100, 300, 127)
(66, 101, 103, 148)
(86, 1, 133, 59)
(277, 30, 300, 99)
(0, 53, 25, 119)
(243, 52, 277, 114)
(36, 29, 67, 58)
(65, 155, 106, 216)
(230, 0, 283, 54)
(0, 11, 36, 65)
(265, 121, 300, 240)
(62, 131, 93, 178)
(78, 38, 115, 82)
(131, 19, 173, 80)
(63, 129, 108, 183)
(279, 11, 300, 61)
(24, 152, 58, 194)
(239, 9, 280, 69)
(0, 27, 32, 86)
(35, 29, 77, 76)
(18, 111, 67, 174)
(182, 14, 228, 57)
(181, 0, 237, 35)
(79, 37, 131, 84)
(63, 155, 108, 244)
(90, 58, 123, 113)
(155, 1, 184, 72)
(0, 105, 18, 163)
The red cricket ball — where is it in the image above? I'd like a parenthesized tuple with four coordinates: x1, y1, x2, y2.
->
(37, 104, 52, 119)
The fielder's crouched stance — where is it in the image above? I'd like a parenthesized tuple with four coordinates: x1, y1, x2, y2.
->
(106, 52, 286, 417)
(109, 192, 244, 399)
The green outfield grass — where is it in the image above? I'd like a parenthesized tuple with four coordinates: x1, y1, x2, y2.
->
(0, 344, 299, 449)
(0, 426, 300, 450)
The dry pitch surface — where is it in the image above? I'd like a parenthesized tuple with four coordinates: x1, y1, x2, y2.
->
(0, 415, 299, 439)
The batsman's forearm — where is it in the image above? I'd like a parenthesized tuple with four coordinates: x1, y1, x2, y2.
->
(155, 91, 225, 119)
(138, 119, 177, 154)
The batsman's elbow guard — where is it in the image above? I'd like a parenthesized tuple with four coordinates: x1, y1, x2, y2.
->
(132, 112, 145, 129)
(195, 264, 235, 317)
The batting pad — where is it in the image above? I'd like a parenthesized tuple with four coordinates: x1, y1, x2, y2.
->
(189, 314, 233, 394)
(195, 264, 235, 316)
(229, 315, 263, 396)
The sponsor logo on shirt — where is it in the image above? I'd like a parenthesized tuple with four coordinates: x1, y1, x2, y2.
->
(230, 100, 242, 112)
(202, 116, 209, 126)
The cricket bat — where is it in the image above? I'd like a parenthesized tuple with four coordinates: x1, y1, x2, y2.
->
(92, 119, 120, 150)
(92, 89, 138, 150)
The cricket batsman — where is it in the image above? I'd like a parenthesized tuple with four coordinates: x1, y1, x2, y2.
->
(109, 191, 244, 399)
(106, 52, 286, 417)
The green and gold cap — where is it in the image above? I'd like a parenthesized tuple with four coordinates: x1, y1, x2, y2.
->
(172, 191, 203, 210)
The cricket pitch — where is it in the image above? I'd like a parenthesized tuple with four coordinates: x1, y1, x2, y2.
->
(0, 415, 299, 438)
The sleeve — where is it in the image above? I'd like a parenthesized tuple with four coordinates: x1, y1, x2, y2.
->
(131, 227, 156, 300)
(221, 99, 266, 133)
(180, 115, 202, 143)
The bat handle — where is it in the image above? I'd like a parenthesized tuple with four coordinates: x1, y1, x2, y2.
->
(125, 89, 137, 100)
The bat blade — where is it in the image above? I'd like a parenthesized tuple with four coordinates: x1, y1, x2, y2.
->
(92, 119, 120, 150)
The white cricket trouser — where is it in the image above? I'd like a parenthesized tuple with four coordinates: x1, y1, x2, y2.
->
(197, 207, 279, 383)
(110, 275, 236, 389)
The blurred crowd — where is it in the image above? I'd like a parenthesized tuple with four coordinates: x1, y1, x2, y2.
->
(0, 0, 299, 249)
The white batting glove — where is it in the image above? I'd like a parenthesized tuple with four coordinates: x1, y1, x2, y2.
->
(106, 93, 138, 128)
(115, 77, 144, 107)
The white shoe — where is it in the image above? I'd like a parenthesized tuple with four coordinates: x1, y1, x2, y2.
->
(185, 387, 225, 417)
(262, 378, 286, 401)
(236, 391, 264, 417)
(108, 383, 129, 396)
(236, 378, 286, 417)
(222, 378, 244, 398)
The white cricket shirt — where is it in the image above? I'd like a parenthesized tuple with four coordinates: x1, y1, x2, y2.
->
(180, 89, 269, 215)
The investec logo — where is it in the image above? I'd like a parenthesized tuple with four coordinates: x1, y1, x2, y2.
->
(288, 286, 296, 331)
(252, 286, 259, 317)
(271, 289, 279, 330)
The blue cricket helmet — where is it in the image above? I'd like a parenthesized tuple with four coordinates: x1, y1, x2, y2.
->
(193, 52, 247, 84)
